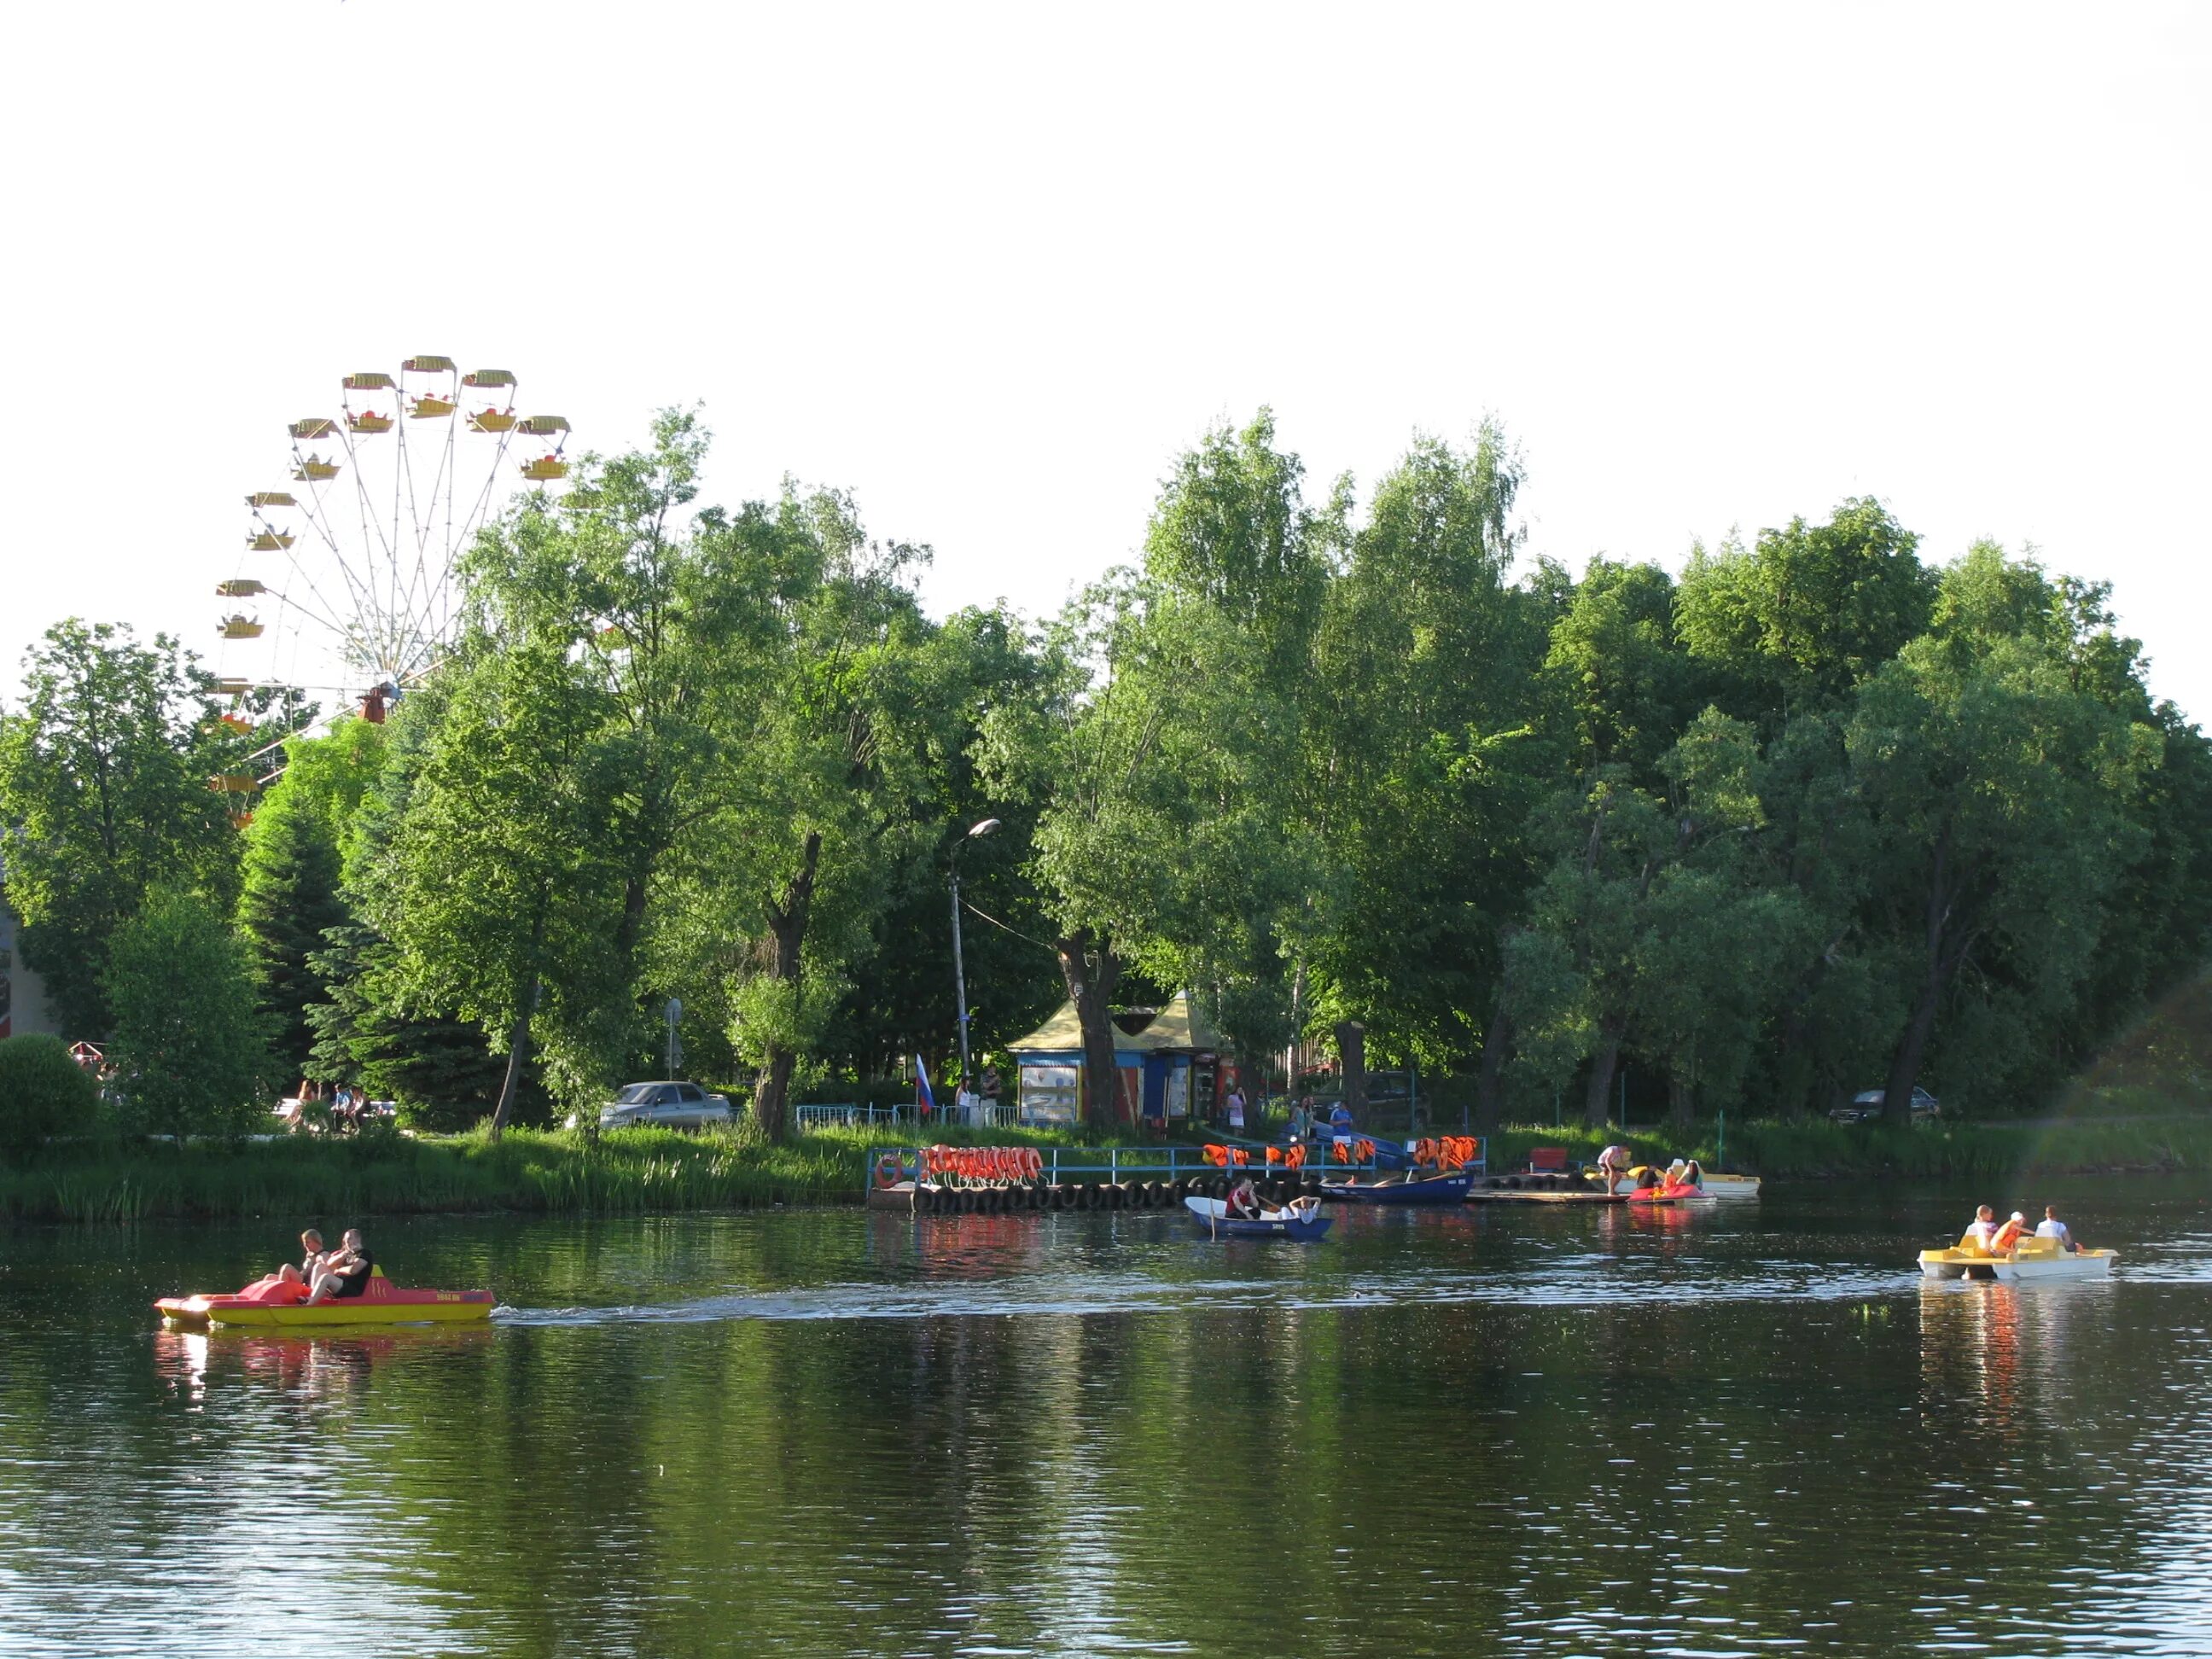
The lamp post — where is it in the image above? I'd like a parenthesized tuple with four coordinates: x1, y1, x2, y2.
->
(949, 817, 1001, 1116)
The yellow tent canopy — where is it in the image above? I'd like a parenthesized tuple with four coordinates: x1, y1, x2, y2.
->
(1006, 991, 1220, 1055)
(1133, 990, 1224, 1052)
(1006, 999, 1170, 1056)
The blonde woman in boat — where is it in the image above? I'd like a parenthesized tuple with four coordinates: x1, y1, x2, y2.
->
(1963, 1204, 1999, 1252)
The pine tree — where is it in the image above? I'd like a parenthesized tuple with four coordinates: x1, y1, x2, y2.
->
(238, 800, 348, 1075)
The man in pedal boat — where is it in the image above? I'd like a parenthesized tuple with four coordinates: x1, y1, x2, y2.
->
(2035, 1205, 2081, 1254)
(304, 1229, 375, 1304)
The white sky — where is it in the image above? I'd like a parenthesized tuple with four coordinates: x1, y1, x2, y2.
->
(3, 3, 2207, 716)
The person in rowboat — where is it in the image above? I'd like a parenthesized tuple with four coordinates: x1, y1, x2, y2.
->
(305, 1228, 375, 1304)
(1225, 1177, 1262, 1220)
(2035, 1205, 2080, 1253)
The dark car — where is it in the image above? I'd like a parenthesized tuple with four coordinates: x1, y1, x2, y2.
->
(1831, 1086, 1940, 1126)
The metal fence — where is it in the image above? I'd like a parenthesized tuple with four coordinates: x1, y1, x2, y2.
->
(864, 1141, 1406, 1186)
(794, 1103, 904, 1129)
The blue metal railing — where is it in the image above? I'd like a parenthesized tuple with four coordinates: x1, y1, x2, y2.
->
(861, 1140, 1464, 1186)
(796, 1103, 905, 1129)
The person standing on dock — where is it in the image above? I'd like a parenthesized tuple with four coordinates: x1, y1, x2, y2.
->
(1329, 1099, 1353, 1156)
(1223, 1082, 1245, 1133)
(1597, 1144, 1631, 1194)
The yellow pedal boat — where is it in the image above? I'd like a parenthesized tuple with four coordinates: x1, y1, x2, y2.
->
(1918, 1237, 2116, 1283)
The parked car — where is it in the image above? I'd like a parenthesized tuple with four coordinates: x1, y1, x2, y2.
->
(597, 1080, 734, 1131)
(1831, 1086, 1940, 1126)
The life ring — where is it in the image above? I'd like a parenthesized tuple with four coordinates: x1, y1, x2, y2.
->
(874, 1152, 903, 1190)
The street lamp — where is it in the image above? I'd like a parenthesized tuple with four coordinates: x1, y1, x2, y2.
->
(949, 817, 1001, 1117)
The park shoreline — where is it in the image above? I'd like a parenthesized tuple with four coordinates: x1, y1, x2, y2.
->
(3, 1114, 2208, 1225)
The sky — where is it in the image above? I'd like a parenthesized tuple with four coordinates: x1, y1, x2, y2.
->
(3, 3, 2207, 714)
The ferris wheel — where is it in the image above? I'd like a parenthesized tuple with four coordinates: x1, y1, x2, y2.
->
(212, 354, 571, 742)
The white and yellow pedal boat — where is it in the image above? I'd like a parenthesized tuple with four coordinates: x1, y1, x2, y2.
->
(1918, 1236, 2116, 1283)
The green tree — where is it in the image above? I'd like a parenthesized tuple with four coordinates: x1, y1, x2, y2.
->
(1540, 559, 1698, 782)
(0, 620, 240, 1035)
(682, 510, 940, 1138)
(359, 634, 626, 1139)
(236, 719, 385, 1074)
(1677, 498, 1936, 719)
(1303, 428, 1551, 1103)
(1849, 596, 2157, 1122)
(0, 1034, 101, 1158)
(102, 888, 274, 1139)
(1509, 712, 1807, 1126)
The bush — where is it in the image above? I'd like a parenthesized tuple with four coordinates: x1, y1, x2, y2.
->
(102, 888, 276, 1140)
(0, 1035, 101, 1158)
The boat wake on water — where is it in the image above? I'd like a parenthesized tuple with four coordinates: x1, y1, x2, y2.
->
(493, 1260, 1916, 1327)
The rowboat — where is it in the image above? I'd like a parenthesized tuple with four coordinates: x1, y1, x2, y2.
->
(156, 1269, 496, 1329)
(1185, 1195, 1333, 1241)
(1318, 1171, 1473, 1206)
(1917, 1240, 2117, 1283)
(1700, 1173, 1761, 1202)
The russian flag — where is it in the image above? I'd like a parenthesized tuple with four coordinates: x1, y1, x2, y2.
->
(915, 1054, 938, 1119)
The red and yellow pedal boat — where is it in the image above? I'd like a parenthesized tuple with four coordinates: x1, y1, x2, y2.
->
(155, 1268, 495, 1329)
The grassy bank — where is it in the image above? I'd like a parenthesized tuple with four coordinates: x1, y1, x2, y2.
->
(0, 1120, 1140, 1224)
(4, 1115, 2209, 1225)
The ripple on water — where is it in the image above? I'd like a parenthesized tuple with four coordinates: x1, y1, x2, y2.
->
(3, 1187, 2209, 1656)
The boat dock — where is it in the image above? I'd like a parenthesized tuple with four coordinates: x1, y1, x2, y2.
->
(865, 1139, 1482, 1216)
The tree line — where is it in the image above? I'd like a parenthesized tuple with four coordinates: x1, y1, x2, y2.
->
(3, 407, 2207, 1139)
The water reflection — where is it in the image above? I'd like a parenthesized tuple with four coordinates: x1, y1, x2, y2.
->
(1, 1184, 2207, 1656)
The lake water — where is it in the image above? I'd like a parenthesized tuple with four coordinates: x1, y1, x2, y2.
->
(3, 1180, 2209, 1656)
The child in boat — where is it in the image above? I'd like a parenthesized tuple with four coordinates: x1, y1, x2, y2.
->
(305, 1228, 375, 1303)
(1988, 1211, 2028, 1254)
(2035, 1205, 2080, 1253)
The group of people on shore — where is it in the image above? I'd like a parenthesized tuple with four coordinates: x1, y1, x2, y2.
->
(279, 1082, 381, 1134)
(1962, 1204, 2082, 1254)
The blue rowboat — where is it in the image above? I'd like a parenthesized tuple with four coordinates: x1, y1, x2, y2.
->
(1318, 1172, 1473, 1206)
(1185, 1195, 1333, 1242)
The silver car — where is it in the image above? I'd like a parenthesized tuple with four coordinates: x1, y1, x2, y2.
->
(597, 1080, 735, 1131)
